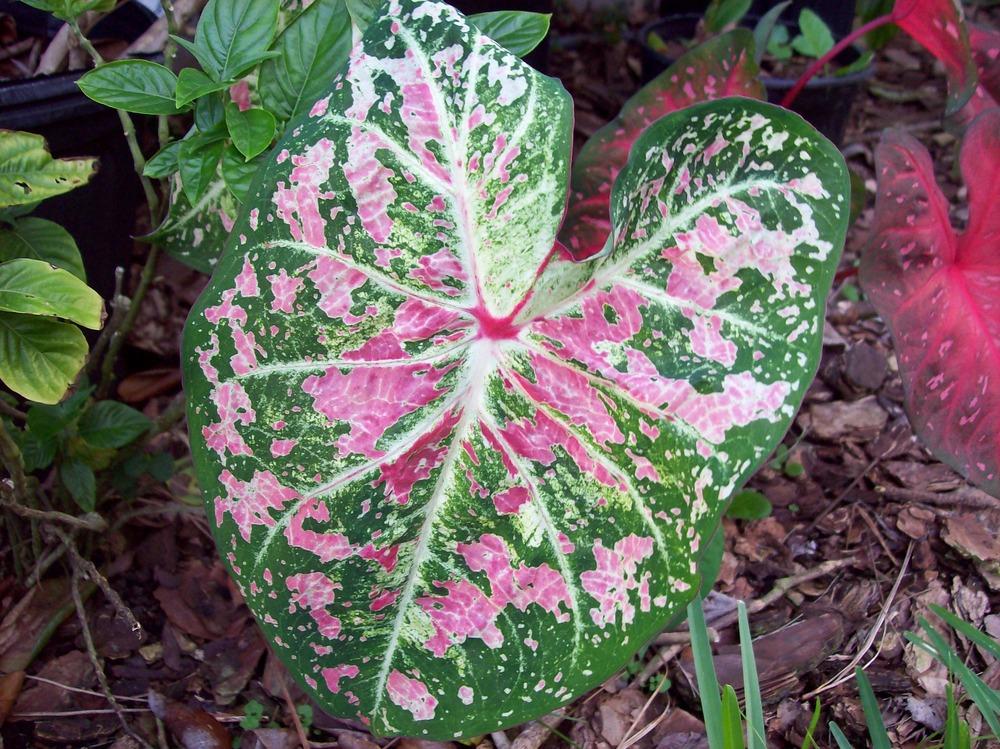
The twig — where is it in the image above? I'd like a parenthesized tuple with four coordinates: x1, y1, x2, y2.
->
(854, 503, 900, 567)
(878, 485, 1000, 511)
(802, 542, 914, 700)
(0, 418, 29, 501)
(635, 643, 684, 687)
(85, 267, 127, 383)
(282, 682, 311, 749)
(0, 400, 26, 421)
(509, 709, 568, 749)
(0, 495, 106, 532)
(617, 672, 670, 749)
(653, 628, 718, 646)
(25, 674, 148, 703)
(0, 38, 34, 62)
(71, 571, 154, 748)
(491, 731, 511, 749)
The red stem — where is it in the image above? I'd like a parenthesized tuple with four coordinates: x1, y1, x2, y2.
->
(780, 13, 897, 109)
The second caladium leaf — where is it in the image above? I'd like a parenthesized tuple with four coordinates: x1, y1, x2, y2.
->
(559, 29, 764, 260)
(861, 110, 1000, 498)
(183, 0, 848, 738)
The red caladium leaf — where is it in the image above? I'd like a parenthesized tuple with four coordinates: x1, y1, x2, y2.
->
(861, 109, 1000, 498)
(961, 23, 1000, 121)
(183, 0, 849, 738)
(893, 0, 978, 116)
(558, 29, 764, 261)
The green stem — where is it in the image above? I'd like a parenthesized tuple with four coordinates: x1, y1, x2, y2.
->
(0, 417, 28, 501)
(157, 0, 179, 150)
(69, 20, 161, 221)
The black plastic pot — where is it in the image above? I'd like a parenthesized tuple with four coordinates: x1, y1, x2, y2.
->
(656, 0, 856, 39)
(451, 0, 554, 72)
(639, 14, 873, 146)
(0, 1, 156, 301)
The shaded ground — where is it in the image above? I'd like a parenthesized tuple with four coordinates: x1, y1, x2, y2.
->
(2, 4, 999, 748)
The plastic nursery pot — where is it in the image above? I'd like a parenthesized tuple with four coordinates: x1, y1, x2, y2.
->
(0, 0, 157, 302)
(654, 0, 856, 39)
(450, 0, 554, 72)
(639, 13, 873, 147)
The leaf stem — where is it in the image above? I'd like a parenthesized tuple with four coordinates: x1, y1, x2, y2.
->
(780, 13, 896, 109)
(68, 20, 161, 221)
(157, 0, 180, 148)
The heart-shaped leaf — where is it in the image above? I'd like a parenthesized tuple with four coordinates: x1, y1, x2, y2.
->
(193, 0, 279, 80)
(467, 11, 550, 57)
(183, 0, 847, 738)
(860, 109, 1000, 498)
(0, 312, 88, 404)
(559, 29, 764, 260)
(225, 105, 277, 161)
(0, 217, 86, 280)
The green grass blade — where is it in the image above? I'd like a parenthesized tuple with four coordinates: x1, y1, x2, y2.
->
(738, 601, 767, 749)
(688, 597, 725, 749)
(721, 684, 746, 749)
(855, 667, 891, 749)
(929, 604, 1000, 661)
(801, 699, 822, 749)
(829, 721, 855, 749)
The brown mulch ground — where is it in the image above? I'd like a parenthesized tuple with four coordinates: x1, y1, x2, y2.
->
(2, 6, 1000, 749)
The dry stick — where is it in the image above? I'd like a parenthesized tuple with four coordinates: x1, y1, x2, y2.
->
(71, 571, 155, 749)
(802, 541, 914, 701)
(636, 643, 684, 687)
(282, 682, 312, 749)
(0, 495, 106, 533)
(0, 37, 35, 62)
(0, 399, 27, 421)
(509, 709, 568, 749)
(25, 674, 149, 703)
(617, 671, 670, 749)
(491, 731, 512, 749)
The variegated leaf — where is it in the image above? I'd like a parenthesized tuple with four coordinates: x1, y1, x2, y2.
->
(559, 29, 764, 261)
(148, 172, 238, 274)
(183, 0, 848, 738)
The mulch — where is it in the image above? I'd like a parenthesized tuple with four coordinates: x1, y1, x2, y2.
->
(1, 4, 999, 748)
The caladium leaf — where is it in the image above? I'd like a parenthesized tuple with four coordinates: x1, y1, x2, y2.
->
(559, 30, 764, 261)
(893, 0, 978, 116)
(183, 0, 848, 738)
(860, 109, 1000, 498)
(960, 24, 1000, 123)
(147, 173, 238, 274)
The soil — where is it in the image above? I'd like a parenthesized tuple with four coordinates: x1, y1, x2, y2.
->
(1, 4, 999, 749)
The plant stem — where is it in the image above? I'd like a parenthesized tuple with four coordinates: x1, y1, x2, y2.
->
(68, 20, 161, 221)
(157, 0, 179, 149)
(0, 417, 29, 501)
(780, 13, 896, 109)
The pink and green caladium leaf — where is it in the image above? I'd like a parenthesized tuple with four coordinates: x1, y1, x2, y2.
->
(893, 0, 978, 117)
(559, 29, 764, 261)
(860, 109, 1000, 498)
(183, 0, 849, 738)
(961, 23, 1000, 123)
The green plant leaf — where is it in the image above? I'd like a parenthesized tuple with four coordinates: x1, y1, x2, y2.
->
(77, 60, 185, 115)
(59, 457, 96, 512)
(928, 603, 1000, 661)
(696, 525, 725, 598)
(195, 94, 227, 135)
(193, 0, 279, 80)
(0, 131, 95, 208)
(179, 138, 225, 203)
(855, 668, 891, 749)
(720, 684, 746, 749)
(834, 51, 874, 77)
(221, 144, 262, 202)
(78, 400, 152, 448)
(689, 598, 725, 747)
(11, 425, 58, 472)
(767, 24, 793, 60)
(739, 602, 766, 749)
(726, 490, 772, 520)
(0, 312, 87, 404)
(17, 0, 113, 20)
(170, 35, 222, 77)
(752, 1, 792, 64)
(344, 0, 379, 32)
(26, 387, 92, 440)
(176, 67, 232, 108)
(0, 217, 86, 280)
(792, 9, 835, 58)
(467, 11, 551, 57)
(225, 105, 277, 161)
(144, 141, 183, 179)
(182, 1, 848, 737)
(259, 0, 353, 122)
(705, 0, 752, 33)
(0, 258, 103, 328)
(802, 699, 821, 749)
(828, 723, 854, 749)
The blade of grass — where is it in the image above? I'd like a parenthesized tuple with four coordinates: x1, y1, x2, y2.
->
(828, 722, 855, 749)
(801, 700, 821, 749)
(738, 601, 767, 749)
(929, 604, 1000, 661)
(688, 597, 724, 749)
(855, 667, 891, 749)
(721, 684, 746, 749)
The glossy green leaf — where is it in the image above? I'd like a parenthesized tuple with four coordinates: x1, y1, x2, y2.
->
(179, 138, 225, 203)
(17, 0, 113, 20)
(259, 0, 353, 122)
(0, 258, 103, 328)
(60, 457, 96, 512)
(720, 684, 746, 749)
(0, 130, 95, 208)
(11, 426, 57, 472)
(78, 400, 152, 448)
(752, 1, 792, 64)
(345, 0, 379, 32)
(195, 94, 227, 134)
(225, 105, 277, 160)
(726, 490, 772, 520)
(0, 217, 86, 280)
(222, 144, 262, 202)
(828, 723, 854, 749)
(26, 387, 92, 440)
(739, 602, 766, 749)
(705, 0, 752, 33)
(689, 598, 725, 747)
(78, 60, 185, 115)
(183, 1, 848, 737)
(176, 67, 231, 108)
(467, 11, 551, 57)
(144, 141, 183, 179)
(0, 312, 88, 404)
(193, 0, 279, 80)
